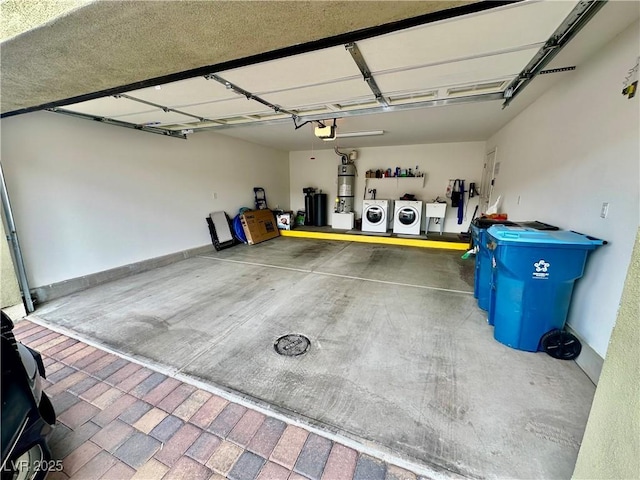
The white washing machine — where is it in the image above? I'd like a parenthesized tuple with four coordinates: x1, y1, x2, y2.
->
(362, 199, 391, 233)
(393, 200, 423, 235)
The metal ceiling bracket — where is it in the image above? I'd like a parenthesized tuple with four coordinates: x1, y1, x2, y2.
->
(345, 42, 389, 107)
(204, 74, 298, 120)
(47, 108, 188, 139)
(539, 66, 576, 75)
(117, 94, 223, 124)
(502, 0, 605, 108)
(292, 118, 326, 130)
(189, 91, 504, 133)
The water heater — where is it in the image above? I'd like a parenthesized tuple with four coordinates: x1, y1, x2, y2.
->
(336, 164, 356, 213)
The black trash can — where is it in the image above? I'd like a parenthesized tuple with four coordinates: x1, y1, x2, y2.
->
(314, 193, 328, 226)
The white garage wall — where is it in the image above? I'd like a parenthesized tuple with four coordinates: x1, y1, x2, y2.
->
(290, 142, 485, 233)
(486, 21, 640, 357)
(0, 111, 289, 287)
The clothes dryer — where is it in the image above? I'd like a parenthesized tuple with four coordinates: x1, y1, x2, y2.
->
(362, 199, 391, 233)
(393, 200, 423, 235)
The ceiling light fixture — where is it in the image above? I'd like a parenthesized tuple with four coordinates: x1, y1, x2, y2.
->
(313, 118, 384, 142)
(336, 130, 384, 138)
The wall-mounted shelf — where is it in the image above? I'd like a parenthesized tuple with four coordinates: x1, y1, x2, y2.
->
(365, 177, 425, 188)
(363, 177, 425, 200)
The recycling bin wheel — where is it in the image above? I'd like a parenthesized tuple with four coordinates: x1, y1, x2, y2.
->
(540, 330, 582, 360)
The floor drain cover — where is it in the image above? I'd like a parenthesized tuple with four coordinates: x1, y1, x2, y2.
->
(274, 334, 310, 356)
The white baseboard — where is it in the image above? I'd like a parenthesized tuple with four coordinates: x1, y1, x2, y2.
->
(32, 244, 215, 304)
(567, 325, 604, 385)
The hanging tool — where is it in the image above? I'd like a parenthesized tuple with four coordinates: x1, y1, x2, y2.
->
(451, 179, 465, 225)
(451, 180, 462, 207)
(464, 185, 476, 220)
(464, 204, 480, 248)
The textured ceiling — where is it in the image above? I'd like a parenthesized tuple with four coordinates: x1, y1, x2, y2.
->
(0, 0, 92, 40)
(0, 0, 475, 114)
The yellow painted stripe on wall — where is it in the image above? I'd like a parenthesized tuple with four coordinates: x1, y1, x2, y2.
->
(280, 230, 469, 251)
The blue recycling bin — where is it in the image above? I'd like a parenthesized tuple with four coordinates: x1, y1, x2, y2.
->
(471, 218, 516, 312)
(473, 219, 559, 318)
(486, 225, 604, 352)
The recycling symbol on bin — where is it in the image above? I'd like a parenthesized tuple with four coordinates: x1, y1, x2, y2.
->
(534, 259, 550, 273)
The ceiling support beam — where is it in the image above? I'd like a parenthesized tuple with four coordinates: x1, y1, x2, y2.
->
(46, 108, 188, 139)
(204, 74, 299, 120)
(502, 0, 605, 108)
(191, 91, 504, 133)
(345, 42, 389, 107)
(117, 94, 222, 124)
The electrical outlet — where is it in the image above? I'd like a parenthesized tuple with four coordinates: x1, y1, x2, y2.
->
(600, 202, 609, 218)
(212, 192, 218, 200)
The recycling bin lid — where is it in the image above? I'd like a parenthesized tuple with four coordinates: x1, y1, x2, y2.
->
(487, 225, 605, 248)
(472, 218, 517, 228)
(472, 218, 559, 230)
(516, 220, 559, 231)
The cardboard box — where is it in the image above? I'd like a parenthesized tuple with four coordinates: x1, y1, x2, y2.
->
(276, 211, 294, 230)
(240, 209, 280, 245)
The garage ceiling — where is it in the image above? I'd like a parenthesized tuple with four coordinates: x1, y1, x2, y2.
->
(0, 0, 479, 114)
(2, 0, 638, 150)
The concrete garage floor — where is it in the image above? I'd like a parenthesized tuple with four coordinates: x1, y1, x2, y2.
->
(33, 237, 595, 479)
